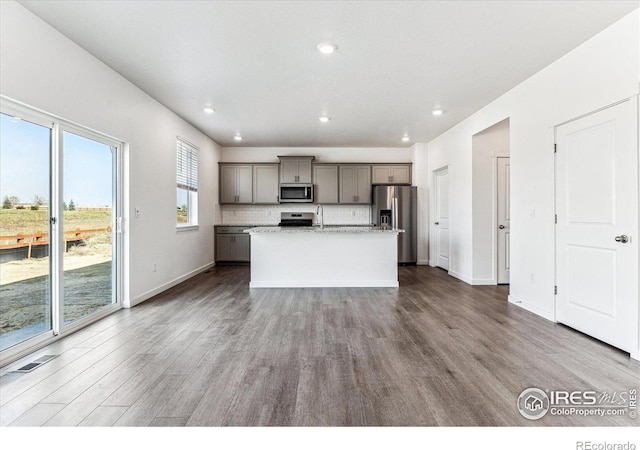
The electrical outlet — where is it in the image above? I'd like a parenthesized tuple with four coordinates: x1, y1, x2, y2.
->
(153, 262, 157, 272)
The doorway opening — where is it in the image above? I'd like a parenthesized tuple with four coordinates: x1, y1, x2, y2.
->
(471, 118, 510, 285)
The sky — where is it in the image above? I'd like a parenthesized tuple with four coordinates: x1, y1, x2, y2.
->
(1, 113, 113, 207)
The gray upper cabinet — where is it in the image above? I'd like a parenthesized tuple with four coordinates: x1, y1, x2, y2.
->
(371, 164, 411, 184)
(313, 165, 339, 204)
(279, 156, 313, 183)
(253, 164, 279, 204)
(339, 165, 371, 204)
(220, 165, 253, 204)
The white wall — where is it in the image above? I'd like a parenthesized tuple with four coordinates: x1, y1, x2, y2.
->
(0, 1, 222, 307)
(425, 10, 639, 320)
(411, 143, 430, 264)
(472, 119, 510, 283)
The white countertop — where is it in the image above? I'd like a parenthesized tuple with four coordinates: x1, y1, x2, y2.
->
(246, 226, 404, 234)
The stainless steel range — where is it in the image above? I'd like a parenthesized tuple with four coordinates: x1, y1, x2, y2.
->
(278, 212, 314, 227)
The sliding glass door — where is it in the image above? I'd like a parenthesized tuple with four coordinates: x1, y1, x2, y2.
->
(0, 101, 121, 361)
(62, 131, 117, 325)
(0, 113, 53, 351)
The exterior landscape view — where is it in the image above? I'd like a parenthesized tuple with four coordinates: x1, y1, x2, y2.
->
(0, 112, 116, 351)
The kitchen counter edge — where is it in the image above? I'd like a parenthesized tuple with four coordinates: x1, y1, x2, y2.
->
(246, 226, 404, 234)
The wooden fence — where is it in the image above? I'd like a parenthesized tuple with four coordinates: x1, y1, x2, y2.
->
(0, 227, 112, 260)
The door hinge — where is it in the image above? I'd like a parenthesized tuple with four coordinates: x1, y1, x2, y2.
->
(554, 143, 557, 153)
(555, 214, 557, 224)
(554, 285, 557, 295)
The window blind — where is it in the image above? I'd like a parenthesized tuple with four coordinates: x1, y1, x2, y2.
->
(177, 138, 198, 192)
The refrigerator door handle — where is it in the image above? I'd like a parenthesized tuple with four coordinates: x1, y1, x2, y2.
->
(392, 197, 398, 230)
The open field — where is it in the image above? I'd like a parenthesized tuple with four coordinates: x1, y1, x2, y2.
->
(0, 209, 111, 235)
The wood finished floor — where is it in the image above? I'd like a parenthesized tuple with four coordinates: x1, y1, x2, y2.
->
(1, 265, 638, 426)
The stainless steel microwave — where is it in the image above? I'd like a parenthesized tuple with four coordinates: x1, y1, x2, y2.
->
(279, 184, 313, 203)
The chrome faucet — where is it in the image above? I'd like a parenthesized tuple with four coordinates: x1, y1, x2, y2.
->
(316, 204, 324, 229)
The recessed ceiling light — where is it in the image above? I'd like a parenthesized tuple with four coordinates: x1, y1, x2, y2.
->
(432, 109, 444, 116)
(402, 136, 410, 142)
(318, 116, 331, 123)
(317, 42, 337, 54)
(233, 135, 242, 142)
(203, 107, 215, 114)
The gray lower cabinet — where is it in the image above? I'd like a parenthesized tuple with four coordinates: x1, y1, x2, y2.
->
(339, 165, 371, 204)
(215, 226, 251, 262)
(313, 165, 339, 204)
(253, 164, 279, 204)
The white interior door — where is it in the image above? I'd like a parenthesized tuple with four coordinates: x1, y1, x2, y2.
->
(434, 167, 450, 270)
(497, 157, 510, 284)
(555, 99, 638, 353)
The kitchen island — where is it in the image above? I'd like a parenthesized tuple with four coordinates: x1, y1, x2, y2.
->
(246, 226, 403, 288)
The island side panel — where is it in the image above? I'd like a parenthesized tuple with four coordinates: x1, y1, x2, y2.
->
(249, 232, 398, 288)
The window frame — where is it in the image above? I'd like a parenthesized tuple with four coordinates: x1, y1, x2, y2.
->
(176, 137, 199, 230)
(0, 95, 123, 366)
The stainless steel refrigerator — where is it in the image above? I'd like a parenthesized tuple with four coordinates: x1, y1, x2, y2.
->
(371, 185, 417, 264)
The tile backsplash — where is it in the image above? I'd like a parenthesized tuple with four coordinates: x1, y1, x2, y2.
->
(219, 204, 372, 225)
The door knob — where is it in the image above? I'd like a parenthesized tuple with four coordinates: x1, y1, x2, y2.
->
(434, 222, 439, 225)
(498, 225, 505, 229)
(615, 235, 629, 243)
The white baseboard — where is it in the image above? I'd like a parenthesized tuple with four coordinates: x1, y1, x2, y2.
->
(250, 280, 399, 288)
(448, 272, 496, 286)
(471, 278, 497, 286)
(417, 260, 430, 266)
(508, 294, 555, 322)
(130, 262, 215, 307)
(448, 270, 472, 285)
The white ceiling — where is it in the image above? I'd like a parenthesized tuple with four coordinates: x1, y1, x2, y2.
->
(19, 0, 638, 148)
